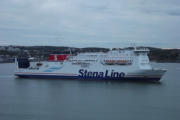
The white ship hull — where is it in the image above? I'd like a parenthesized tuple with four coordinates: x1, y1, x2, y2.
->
(14, 48, 167, 82)
(15, 62, 166, 82)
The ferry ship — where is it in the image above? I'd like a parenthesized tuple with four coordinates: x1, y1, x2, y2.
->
(14, 47, 167, 81)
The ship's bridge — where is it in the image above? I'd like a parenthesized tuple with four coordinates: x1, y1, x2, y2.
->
(133, 48, 149, 55)
(133, 48, 151, 69)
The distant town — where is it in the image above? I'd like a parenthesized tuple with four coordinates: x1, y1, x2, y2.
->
(0, 46, 180, 63)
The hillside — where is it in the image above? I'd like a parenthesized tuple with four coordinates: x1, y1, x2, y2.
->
(0, 46, 180, 63)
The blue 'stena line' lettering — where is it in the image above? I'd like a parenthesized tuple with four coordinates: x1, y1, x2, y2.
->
(78, 69, 125, 78)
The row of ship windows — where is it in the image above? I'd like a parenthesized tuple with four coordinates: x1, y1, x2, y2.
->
(70, 59, 133, 61)
(78, 54, 134, 57)
(141, 63, 149, 65)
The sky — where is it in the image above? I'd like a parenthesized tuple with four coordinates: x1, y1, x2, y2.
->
(0, 0, 180, 48)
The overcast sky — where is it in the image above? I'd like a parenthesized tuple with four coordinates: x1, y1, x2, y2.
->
(0, 0, 180, 48)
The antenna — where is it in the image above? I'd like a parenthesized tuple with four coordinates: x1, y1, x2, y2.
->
(131, 43, 136, 50)
(69, 47, 72, 55)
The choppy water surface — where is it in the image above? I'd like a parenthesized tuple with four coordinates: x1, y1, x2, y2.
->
(0, 63, 180, 120)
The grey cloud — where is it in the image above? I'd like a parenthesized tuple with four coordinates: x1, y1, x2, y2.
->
(0, 0, 180, 48)
(167, 11, 180, 16)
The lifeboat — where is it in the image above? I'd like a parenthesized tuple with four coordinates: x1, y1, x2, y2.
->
(104, 59, 131, 65)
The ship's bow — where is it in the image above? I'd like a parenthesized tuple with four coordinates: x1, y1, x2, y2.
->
(126, 68, 167, 82)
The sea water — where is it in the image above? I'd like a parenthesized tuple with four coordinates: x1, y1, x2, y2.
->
(0, 63, 179, 120)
